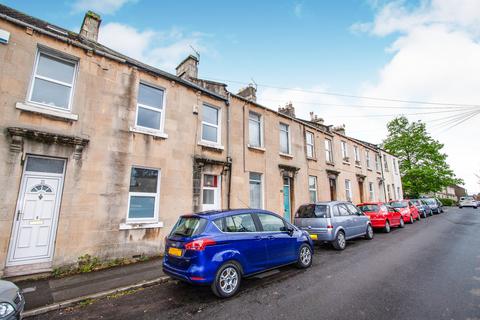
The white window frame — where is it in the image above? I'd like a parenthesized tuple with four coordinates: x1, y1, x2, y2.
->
(345, 179, 352, 201)
(308, 176, 318, 202)
(134, 82, 167, 134)
(354, 145, 360, 164)
(305, 131, 315, 158)
(27, 48, 79, 112)
(126, 166, 161, 224)
(341, 141, 349, 161)
(393, 158, 398, 174)
(325, 139, 333, 163)
(249, 172, 264, 209)
(375, 154, 381, 172)
(384, 155, 389, 172)
(201, 104, 221, 145)
(369, 182, 375, 201)
(248, 111, 263, 148)
(279, 122, 291, 155)
(366, 150, 371, 169)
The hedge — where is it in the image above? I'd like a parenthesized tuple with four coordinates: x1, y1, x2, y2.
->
(438, 198, 456, 206)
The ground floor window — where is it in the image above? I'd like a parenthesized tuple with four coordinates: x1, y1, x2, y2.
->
(128, 167, 160, 222)
(368, 182, 375, 201)
(345, 179, 352, 202)
(308, 176, 317, 202)
(249, 172, 263, 209)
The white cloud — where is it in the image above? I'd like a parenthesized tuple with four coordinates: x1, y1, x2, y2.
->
(350, 0, 480, 193)
(72, 0, 137, 15)
(294, 2, 303, 18)
(98, 23, 211, 72)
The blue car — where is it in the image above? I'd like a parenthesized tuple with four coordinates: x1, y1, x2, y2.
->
(162, 209, 314, 298)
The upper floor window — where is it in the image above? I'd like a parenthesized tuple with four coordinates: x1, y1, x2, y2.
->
(308, 176, 318, 202)
(305, 131, 315, 158)
(136, 83, 166, 132)
(325, 139, 333, 163)
(384, 155, 389, 172)
(29, 51, 77, 110)
(248, 111, 262, 147)
(393, 158, 398, 174)
(354, 146, 360, 165)
(279, 123, 290, 154)
(375, 154, 381, 171)
(341, 141, 349, 161)
(366, 150, 371, 169)
(202, 104, 221, 144)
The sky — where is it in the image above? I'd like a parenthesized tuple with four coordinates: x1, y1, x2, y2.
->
(2, 0, 479, 194)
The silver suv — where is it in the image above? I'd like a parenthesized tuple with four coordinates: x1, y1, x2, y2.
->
(294, 201, 373, 250)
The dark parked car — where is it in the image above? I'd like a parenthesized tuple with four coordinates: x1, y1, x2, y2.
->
(163, 209, 313, 298)
(411, 199, 433, 218)
(0, 280, 24, 320)
(424, 198, 443, 214)
(294, 201, 373, 250)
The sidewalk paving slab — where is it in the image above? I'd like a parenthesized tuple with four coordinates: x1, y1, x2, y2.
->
(14, 258, 164, 311)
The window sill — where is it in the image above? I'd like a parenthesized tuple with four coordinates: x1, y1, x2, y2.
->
(198, 141, 225, 150)
(342, 161, 351, 166)
(16, 102, 78, 121)
(119, 221, 164, 230)
(307, 157, 317, 161)
(367, 168, 373, 171)
(279, 152, 293, 159)
(247, 144, 265, 152)
(130, 126, 168, 139)
(326, 161, 335, 166)
(355, 165, 362, 169)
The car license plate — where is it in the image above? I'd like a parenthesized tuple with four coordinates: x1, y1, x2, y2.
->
(168, 247, 182, 257)
(309, 234, 318, 240)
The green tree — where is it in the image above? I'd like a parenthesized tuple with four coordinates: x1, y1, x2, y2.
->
(382, 116, 462, 198)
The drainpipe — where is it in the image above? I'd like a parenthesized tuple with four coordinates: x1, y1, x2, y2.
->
(226, 93, 232, 210)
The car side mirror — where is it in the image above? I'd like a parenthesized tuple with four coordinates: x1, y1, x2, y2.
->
(287, 226, 294, 236)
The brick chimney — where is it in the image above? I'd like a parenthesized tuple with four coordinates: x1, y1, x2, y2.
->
(237, 85, 257, 102)
(333, 124, 346, 135)
(176, 55, 199, 79)
(309, 112, 324, 125)
(278, 102, 296, 118)
(80, 11, 101, 42)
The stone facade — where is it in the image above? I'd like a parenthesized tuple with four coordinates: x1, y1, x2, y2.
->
(0, 5, 402, 277)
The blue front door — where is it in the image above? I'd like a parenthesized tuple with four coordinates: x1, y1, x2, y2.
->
(283, 177, 291, 222)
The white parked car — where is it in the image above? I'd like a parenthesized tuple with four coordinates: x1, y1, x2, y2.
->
(459, 196, 478, 209)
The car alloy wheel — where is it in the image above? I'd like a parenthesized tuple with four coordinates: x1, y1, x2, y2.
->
(384, 221, 391, 233)
(333, 231, 346, 250)
(297, 244, 312, 268)
(366, 225, 374, 240)
(211, 262, 242, 298)
(399, 218, 405, 228)
(409, 215, 414, 224)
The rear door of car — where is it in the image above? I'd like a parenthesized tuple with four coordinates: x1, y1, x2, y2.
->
(346, 203, 368, 236)
(255, 213, 297, 267)
(222, 213, 269, 274)
(335, 204, 355, 238)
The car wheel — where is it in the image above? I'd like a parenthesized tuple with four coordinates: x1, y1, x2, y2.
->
(384, 220, 391, 233)
(211, 262, 241, 298)
(332, 231, 346, 250)
(399, 218, 405, 228)
(416, 213, 421, 221)
(296, 243, 313, 269)
(365, 224, 374, 240)
(409, 215, 414, 224)
(459, 206, 463, 209)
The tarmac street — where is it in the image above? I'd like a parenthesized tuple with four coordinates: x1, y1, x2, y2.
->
(33, 207, 480, 320)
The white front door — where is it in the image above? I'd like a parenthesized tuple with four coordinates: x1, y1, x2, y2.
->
(202, 174, 221, 211)
(7, 156, 65, 266)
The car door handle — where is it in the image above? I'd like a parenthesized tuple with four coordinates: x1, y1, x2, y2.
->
(267, 236, 275, 240)
(254, 236, 263, 240)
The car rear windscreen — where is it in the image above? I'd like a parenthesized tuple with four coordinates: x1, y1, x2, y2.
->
(358, 204, 379, 212)
(389, 201, 407, 208)
(170, 217, 207, 237)
(296, 204, 329, 218)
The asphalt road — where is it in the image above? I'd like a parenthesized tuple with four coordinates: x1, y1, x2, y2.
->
(34, 207, 480, 320)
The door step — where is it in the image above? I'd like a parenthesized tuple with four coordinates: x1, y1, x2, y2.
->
(3, 262, 52, 279)
(253, 269, 280, 279)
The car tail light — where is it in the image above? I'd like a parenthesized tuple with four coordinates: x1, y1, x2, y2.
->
(185, 238, 216, 251)
(327, 225, 333, 229)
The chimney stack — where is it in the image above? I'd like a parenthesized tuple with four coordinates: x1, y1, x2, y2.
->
(278, 102, 296, 118)
(237, 85, 257, 102)
(176, 55, 199, 79)
(333, 124, 346, 135)
(309, 112, 324, 125)
(80, 11, 101, 42)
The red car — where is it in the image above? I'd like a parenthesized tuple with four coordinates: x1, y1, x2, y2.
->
(357, 202, 404, 232)
(388, 200, 420, 224)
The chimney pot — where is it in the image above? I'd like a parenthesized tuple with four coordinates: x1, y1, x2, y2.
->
(278, 102, 296, 118)
(80, 11, 101, 42)
(176, 55, 199, 79)
(237, 85, 257, 102)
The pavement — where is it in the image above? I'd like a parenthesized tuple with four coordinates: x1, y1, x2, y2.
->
(24, 207, 480, 319)
(15, 257, 165, 315)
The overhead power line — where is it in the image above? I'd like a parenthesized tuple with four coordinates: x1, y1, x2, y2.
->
(204, 77, 480, 109)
